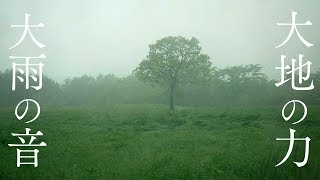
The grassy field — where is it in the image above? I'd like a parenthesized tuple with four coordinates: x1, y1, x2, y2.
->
(0, 105, 319, 179)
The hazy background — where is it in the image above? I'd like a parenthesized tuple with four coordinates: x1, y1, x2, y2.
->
(0, 0, 319, 82)
(1, 2, 320, 179)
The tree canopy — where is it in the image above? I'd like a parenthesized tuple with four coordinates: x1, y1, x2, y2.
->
(133, 36, 213, 110)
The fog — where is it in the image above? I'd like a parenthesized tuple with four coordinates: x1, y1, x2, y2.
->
(0, 0, 319, 82)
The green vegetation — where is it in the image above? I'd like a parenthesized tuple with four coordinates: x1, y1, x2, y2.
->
(133, 36, 212, 110)
(1, 68, 320, 108)
(1, 35, 319, 179)
(1, 105, 319, 179)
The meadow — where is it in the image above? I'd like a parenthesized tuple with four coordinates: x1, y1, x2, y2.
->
(0, 105, 319, 179)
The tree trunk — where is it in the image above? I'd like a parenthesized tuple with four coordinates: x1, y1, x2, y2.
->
(169, 83, 175, 110)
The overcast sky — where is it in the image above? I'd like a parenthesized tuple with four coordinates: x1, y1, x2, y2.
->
(0, 0, 319, 82)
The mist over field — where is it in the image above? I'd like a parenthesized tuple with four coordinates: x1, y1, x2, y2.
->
(1, 1, 320, 179)
(0, 0, 320, 81)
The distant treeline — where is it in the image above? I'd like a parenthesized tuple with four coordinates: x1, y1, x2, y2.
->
(1, 64, 319, 107)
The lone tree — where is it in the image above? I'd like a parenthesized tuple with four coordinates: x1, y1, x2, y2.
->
(133, 36, 213, 110)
